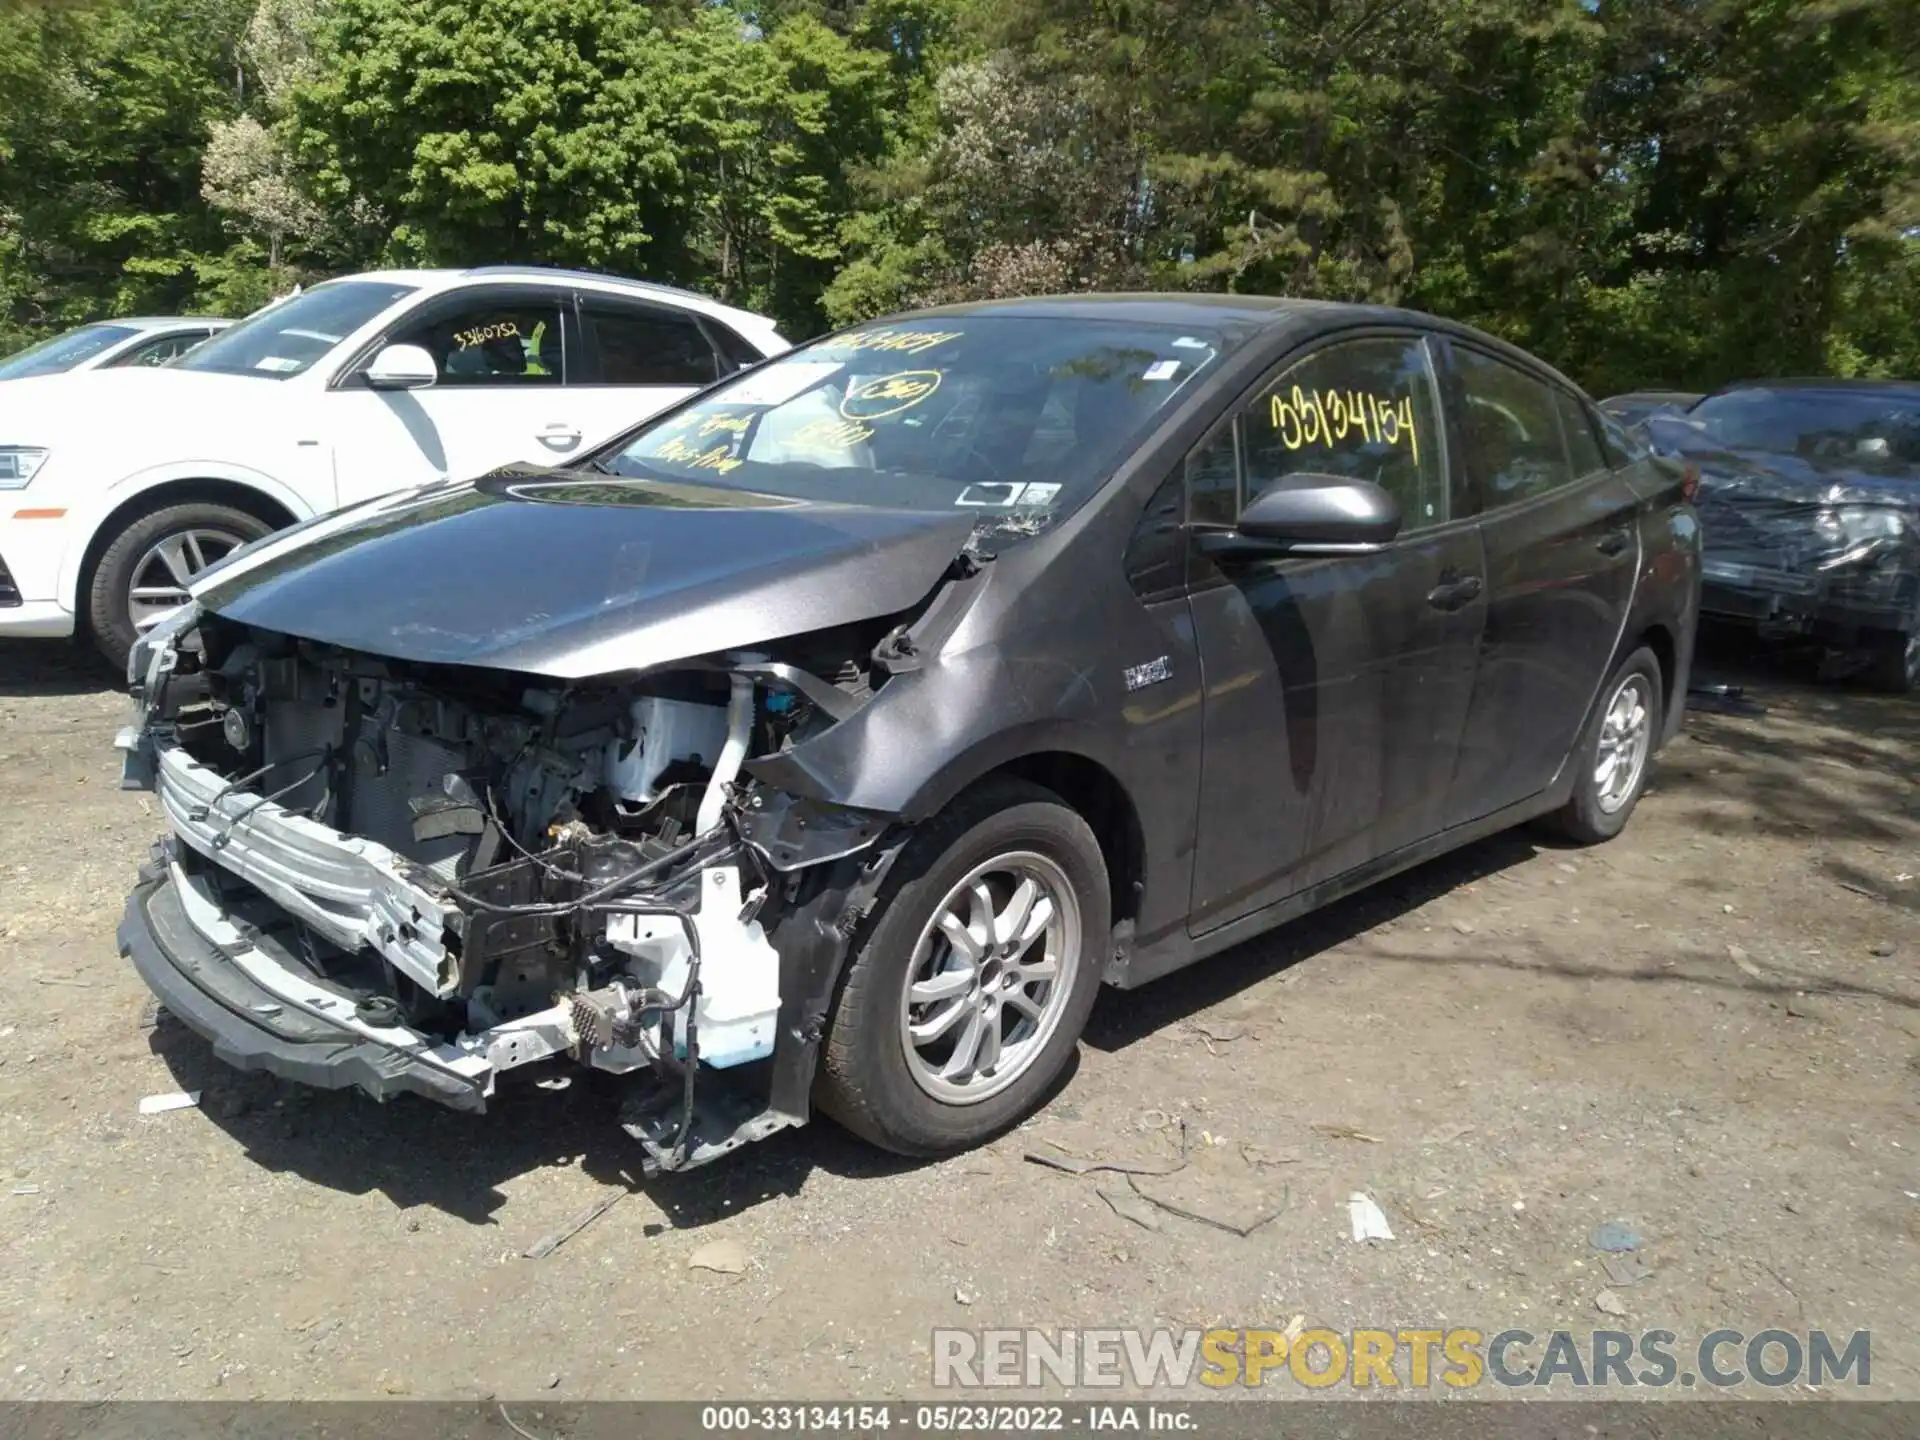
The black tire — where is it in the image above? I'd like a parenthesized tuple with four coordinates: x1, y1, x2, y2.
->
(817, 778, 1110, 1157)
(1862, 629, 1919, 695)
(1546, 646, 1664, 845)
(87, 501, 275, 672)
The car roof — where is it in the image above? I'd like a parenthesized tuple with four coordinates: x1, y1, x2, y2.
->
(328, 267, 781, 342)
(1715, 376, 1920, 398)
(883, 293, 1592, 395)
(100, 316, 233, 332)
(892, 292, 1340, 327)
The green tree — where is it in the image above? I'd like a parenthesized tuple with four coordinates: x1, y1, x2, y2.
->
(660, 6, 894, 333)
(0, 0, 255, 345)
(289, 0, 687, 270)
(1563, 0, 1920, 391)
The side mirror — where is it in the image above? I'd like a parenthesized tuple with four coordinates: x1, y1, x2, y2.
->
(364, 343, 438, 391)
(1198, 475, 1401, 559)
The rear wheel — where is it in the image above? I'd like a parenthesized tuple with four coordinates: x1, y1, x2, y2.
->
(1547, 646, 1663, 845)
(817, 779, 1110, 1157)
(87, 501, 274, 671)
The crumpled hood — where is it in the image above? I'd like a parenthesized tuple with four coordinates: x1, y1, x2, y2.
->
(191, 467, 978, 678)
(1646, 416, 1919, 579)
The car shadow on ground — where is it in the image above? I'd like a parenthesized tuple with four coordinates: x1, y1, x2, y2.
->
(143, 1020, 929, 1230)
(1082, 830, 1544, 1053)
(0, 638, 117, 698)
(146, 837, 1550, 1232)
(143, 631, 1914, 1227)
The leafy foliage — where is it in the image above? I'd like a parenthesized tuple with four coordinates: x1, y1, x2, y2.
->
(0, 0, 1915, 390)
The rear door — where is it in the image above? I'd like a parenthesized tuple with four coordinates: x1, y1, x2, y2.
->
(1185, 330, 1489, 932)
(568, 294, 742, 449)
(1442, 341, 1641, 825)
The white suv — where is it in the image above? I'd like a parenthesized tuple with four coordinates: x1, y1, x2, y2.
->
(0, 267, 786, 666)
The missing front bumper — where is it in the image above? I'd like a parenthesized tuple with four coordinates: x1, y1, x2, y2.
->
(1700, 558, 1918, 637)
(120, 851, 492, 1111)
(120, 845, 813, 1172)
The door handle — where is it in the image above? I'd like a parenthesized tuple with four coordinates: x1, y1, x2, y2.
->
(1426, 574, 1483, 611)
(1596, 529, 1631, 557)
(538, 424, 583, 450)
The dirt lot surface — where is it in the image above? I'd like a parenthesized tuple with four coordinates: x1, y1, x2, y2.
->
(0, 633, 1914, 1403)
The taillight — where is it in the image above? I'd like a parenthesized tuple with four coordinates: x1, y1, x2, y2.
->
(1680, 463, 1700, 504)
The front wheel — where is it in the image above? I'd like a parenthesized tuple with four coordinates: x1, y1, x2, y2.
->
(87, 502, 274, 671)
(817, 779, 1110, 1157)
(1863, 627, 1919, 695)
(1547, 646, 1664, 845)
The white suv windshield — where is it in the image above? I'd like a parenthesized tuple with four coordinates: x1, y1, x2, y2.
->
(177, 280, 417, 379)
(597, 316, 1225, 544)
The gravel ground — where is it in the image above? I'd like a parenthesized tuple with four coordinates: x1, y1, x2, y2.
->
(0, 631, 1913, 1402)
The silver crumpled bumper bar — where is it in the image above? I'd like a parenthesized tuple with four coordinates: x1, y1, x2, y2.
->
(151, 741, 457, 997)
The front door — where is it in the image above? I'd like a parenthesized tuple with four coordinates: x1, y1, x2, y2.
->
(1186, 332, 1489, 934)
(1442, 344, 1642, 824)
(327, 286, 584, 505)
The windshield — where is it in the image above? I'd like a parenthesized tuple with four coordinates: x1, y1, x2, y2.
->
(176, 280, 416, 379)
(596, 316, 1226, 546)
(0, 323, 138, 380)
(1684, 388, 1920, 465)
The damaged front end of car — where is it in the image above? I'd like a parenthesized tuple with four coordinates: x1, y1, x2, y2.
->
(114, 586, 960, 1174)
(1692, 468, 1920, 645)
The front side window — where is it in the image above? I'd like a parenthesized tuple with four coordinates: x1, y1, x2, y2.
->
(581, 300, 721, 386)
(595, 316, 1228, 550)
(1186, 423, 1239, 528)
(391, 293, 565, 386)
(1455, 347, 1577, 507)
(110, 330, 211, 368)
(179, 281, 416, 379)
(0, 323, 137, 380)
(1239, 335, 1448, 531)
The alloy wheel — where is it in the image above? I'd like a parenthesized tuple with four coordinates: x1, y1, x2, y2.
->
(127, 526, 248, 632)
(898, 851, 1081, 1106)
(1594, 672, 1654, 814)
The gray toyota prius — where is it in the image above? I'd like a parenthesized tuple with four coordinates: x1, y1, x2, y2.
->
(117, 295, 1702, 1172)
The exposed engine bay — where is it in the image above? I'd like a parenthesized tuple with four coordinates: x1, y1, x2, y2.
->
(117, 602, 919, 1173)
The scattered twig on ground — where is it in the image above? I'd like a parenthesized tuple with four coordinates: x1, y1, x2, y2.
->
(498, 1403, 551, 1440)
(521, 1190, 626, 1259)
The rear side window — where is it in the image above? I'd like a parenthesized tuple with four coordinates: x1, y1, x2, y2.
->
(1556, 390, 1607, 477)
(582, 299, 722, 386)
(1455, 348, 1576, 506)
(1240, 335, 1449, 532)
(704, 319, 767, 373)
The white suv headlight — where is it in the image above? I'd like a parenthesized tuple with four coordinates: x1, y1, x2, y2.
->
(0, 446, 49, 488)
